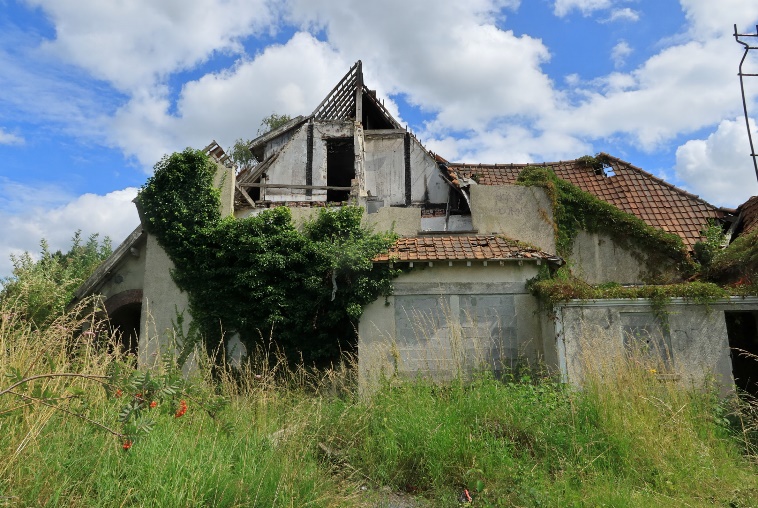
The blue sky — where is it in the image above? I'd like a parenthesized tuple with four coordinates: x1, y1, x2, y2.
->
(1, 0, 758, 278)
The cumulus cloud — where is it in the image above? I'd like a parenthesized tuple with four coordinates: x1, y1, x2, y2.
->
(0, 128, 23, 145)
(288, 0, 554, 132)
(681, 0, 758, 39)
(544, 36, 747, 150)
(611, 40, 632, 68)
(0, 183, 139, 279)
(675, 118, 758, 207)
(108, 33, 348, 168)
(25, 0, 276, 92)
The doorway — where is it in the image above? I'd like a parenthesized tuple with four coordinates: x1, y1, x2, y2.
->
(725, 311, 758, 396)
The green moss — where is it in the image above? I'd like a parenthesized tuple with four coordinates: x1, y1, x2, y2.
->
(529, 272, 729, 308)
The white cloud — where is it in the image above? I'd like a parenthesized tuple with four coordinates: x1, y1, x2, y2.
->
(108, 33, 348, 168)
(680, 0, 758, 39)
(675, 118, 758, 207)
(611, 40, 632, 68)
(24, 0, 275, 92)
(554, 0, 611, 17)
(288, 0, 554, 133)
(544, 36, 748, 150)
(607, 8, 639, 23)
(0, 128, 23, 145)
(0, 184, 139, 279)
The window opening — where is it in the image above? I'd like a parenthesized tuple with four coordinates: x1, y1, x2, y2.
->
(326, 138, 354, 202)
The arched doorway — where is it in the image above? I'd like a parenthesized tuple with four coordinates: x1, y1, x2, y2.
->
(104, 289, 143, 356)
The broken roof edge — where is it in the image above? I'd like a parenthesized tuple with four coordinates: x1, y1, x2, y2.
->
(202, 140, 233, 168)
(248, 115, 309, 156)
(70, 224, 145, 305)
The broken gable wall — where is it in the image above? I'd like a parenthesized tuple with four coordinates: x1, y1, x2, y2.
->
(258, 121, 354, 202)
(363, 130, 447, 207)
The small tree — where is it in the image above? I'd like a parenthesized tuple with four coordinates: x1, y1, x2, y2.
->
(1, 231, 112, 328)
(258, 113, 292, 135)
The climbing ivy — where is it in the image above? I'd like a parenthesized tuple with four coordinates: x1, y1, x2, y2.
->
(137, 148, 398, 366)
(516, 165, 693, 274)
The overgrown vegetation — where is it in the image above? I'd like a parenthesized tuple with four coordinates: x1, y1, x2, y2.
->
(527, 266, 730, 307)
(137, 148, 398, 365)
(0, 231, 111, 329)
(517, 163, 758, 307)
(229, 113, 293, 171)
(2, 289, 758, 506)
(516, 165, 691, 271)
(711, 227, 758, 286)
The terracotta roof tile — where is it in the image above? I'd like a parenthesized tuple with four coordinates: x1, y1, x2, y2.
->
(375, 235, 561, 263)
(445, 153, 726, 250)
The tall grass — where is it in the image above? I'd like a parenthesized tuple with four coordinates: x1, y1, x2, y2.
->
(2, 296, 758, 507)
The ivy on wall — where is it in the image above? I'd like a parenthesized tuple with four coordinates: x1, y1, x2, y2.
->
(518, 163, 757, 308)
(515, 165, 693, 274)
(137, 148, 398, 366)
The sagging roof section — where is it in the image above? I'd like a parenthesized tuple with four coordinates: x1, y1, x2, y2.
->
(443, 153, 727, 250)
(374, 235, 562, 265)
(737, 195, 758, 234)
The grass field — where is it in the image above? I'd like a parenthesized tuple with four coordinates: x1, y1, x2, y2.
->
(2, 300, 758, 507)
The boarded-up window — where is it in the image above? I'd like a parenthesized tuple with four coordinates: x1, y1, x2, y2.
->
(460, 295, 517, 369)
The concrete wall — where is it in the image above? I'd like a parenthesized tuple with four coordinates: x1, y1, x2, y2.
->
(551, 298, 758, 395)
(261, 121, 355, 202)
(410, 139, 447, 204)
(469, 185, 556, 254)
(96, 239, 146, 301)
(570, 231, 679, 284)
(262, 124, 310, 201)
(364, 206, 420, 237)
(139, 233, 192, 370)
(364, 131, 405, 206)
(359, 262, 543, 387)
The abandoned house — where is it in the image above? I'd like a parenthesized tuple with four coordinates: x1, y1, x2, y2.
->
(72, 61, 758, 394)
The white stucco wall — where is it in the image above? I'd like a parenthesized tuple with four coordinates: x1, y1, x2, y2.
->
(364, 132, 406, 206)
(570, 230, 680, 284)
(139, 233, 192, 369)
(469, 185, 556, 254)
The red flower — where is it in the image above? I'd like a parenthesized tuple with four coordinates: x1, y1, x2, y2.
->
(122, 440, 132, 451)
(150, 400, 158, 409)
(135, 393, 142, 398)
(175, 400, 187, 418)
(114, 389, 123, 398)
